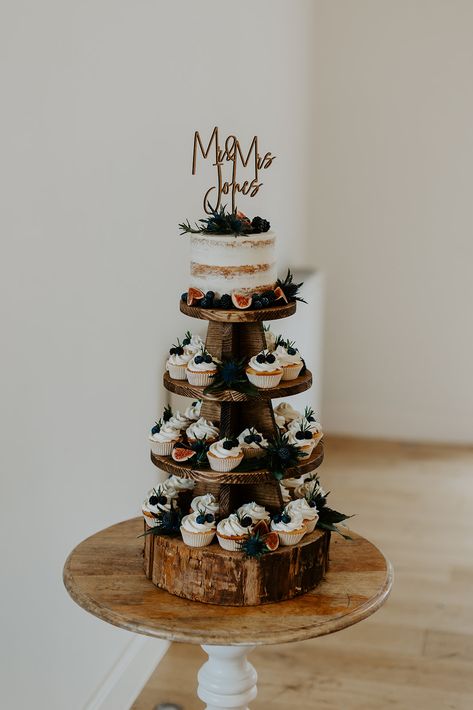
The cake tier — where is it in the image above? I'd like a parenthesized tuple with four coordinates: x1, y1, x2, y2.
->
(151, 441, 324, 484)
(144, 525, 330, 606)
(163, 369, 312, 401)
(180, 299, 296, 322)
(189, 231, 276, 297)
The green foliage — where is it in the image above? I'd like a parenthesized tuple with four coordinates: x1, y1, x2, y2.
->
(276, 269, 307, 303)
(140, 508, 183, 537)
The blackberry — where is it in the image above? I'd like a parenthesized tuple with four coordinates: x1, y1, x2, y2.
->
(244, 435, 253, 444)
(266, 353, 276, 364)
(304, 431, 312, 440)
(253, 434, 262, 443)
(205, 513, 214, 523)
(287, 347, 297, 356)
(295, 431, 305, 440)
(281, 513, 291, 524)
(222, 440, 234, 450)
(204, 355, 213, 364)
(241, 516, 252, 528)
(254, 300, 263, 309)
(196, 514, 206, 525)
(251, 216, 270, 233)
(149, 495, 159, 506)
(256, 353, 266, 364)
(262, 290, 275, 301)
(272, 513, 282, 524)
(157, 495, 167, 505)
(260, 297, 269, 307)
(200, 298, 210, 308)
(220, 294, 232, 309)
(213, 298, 221, 308)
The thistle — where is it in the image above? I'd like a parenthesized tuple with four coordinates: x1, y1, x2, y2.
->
(203, 357, 259, 397)
(239, 531, 270, 558)
(262, 432, 307, 480)
(140, 508, 183, 537)
(276, 269, 307, 303)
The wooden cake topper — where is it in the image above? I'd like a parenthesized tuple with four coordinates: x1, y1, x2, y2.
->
(192, 127, 276, 214)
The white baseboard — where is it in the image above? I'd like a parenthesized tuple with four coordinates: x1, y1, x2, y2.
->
(84, 635, 170, 710)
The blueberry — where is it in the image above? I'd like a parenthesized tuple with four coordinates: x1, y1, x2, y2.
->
(157, 495, 167, 505)
(175, 346, 184, 355)
(309, 500, 317, 508)
(204, 355, 213, 364)
(287, 348, 297, 356)
(205, 291, 215, 300)
(254, 434, 262, 443)
(149, 495, 159, 506)
(272, 513, 282, 524)
(254, 300, 263, 309)
(194, 355, 204, 364)
(169, 347, 176, 355)
(304, 431, 312, 440)
(256, 353, 265, 364)
(241, 516, 252, 528)
(230, 439, 239, 448)
(266, 353, 276, 364)
(295, 431, 305, 440)
(244, 435, 253, 444)
(200, 298, 209, 308)
(151, 423, 160, 435)
(196, 514, 206, 525)
(181, 292, 188, 303)
(205, 513, 214, 523)
(222, 440, 234, 450)
(260, 297, 269, 307)
(282, 513, 291, 524)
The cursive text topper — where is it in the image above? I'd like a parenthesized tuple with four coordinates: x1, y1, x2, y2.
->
(192, 127, 276, 214)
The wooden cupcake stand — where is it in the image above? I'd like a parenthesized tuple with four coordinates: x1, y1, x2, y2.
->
(144, 299, 330, 606)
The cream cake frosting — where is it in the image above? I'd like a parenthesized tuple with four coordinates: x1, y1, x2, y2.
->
(189, 231, 277, 297)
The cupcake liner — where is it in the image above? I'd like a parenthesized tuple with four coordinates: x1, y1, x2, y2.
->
(180, 527, 216, 548)
(281, 363, 303, 381)
(186, 370, 216, 387)
(216, 533, 246, 551)
(276, 528, 306, 546)
(303, 518, 318, 534)
(312, 432, 323, 446)
(149, 438, 179, 457)
(246, 371, 283, 389)
(167, 363, 188, 380)
(241, 446, 266, 459)
(207, 451, 244, 472)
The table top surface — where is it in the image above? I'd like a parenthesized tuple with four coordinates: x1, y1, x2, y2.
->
(63, 517, 393, 646)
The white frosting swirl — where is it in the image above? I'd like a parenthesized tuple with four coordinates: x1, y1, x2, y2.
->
(187, 354, 217, 373)
(184, 400, 202, 421)
(271, 509, 305, 532)
(186, 417, 219, 441)
(166, 351, 192, 367)
(274, 413, 286, 429)
(208, 439, 242, 459)
(149, 422, 181, 444)
(217, 514, 248, 538)
(274, 344, 303, 366)
(273, 402, 301, 424)
(184, 334, 205, 356)
(165, 475, 196, 492)
(237, 428, 268, 450)
(181, 512, 216, 533)
(143, 486, 179, 516)
(190, 493, 219, 516)
(283, 472, 311, 490)
(167, 411, 191, 431)
(288, 417, 322, 435)
(287, 497, 319, 521)
(237, 501, 269, 523)
(247, 350, 282, 373)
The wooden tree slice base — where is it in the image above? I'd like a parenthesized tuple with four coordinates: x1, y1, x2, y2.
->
(144, 528, 331, 606)
(180, 300, 297, 323)
(163, 370, 312, 401)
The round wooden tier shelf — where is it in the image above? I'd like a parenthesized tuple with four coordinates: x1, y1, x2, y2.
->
(143, 526, 330, 606)
(163, 369, 312, 401)
(151, 441, 324, 484)
(63, 517, 393, 646)
(180, 300, 297, 322)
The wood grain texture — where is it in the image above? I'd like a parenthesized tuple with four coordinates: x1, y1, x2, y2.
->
(63, 517, 392, 646)
(180, 300, 297, 322)
(150, 441, 324, 484)
(145, 528, 330, 606)
(163, 370, 312, 401)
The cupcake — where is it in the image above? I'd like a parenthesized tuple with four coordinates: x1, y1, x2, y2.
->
(149, 421, 181, 457)
(236, 501, 270, 528)
(167, 410, 192, 433)
(142, 485, 179, 527)
(286, 497, 319, 534)
(207, 437, 244, 472)
(166, 343, 192, 380)
(282, 472, 312, 494)
(270, 508, 306, 546)
(273, 402, 302, 428)
(246, 350, 283, 389)
(165, 474, 196, 510)
(190, 493, 220, 518)
(186, 417, 219, 445)
(237, 427, 268, 459)
(184, 399, 202, 421)
(287, 429, 315, 458)
(186, 349, 217, 387)
(294, 476, 326, 503)
(182, 332, 205, 356)
(216, 513, 250, 551)
(274, 339, 304, 381)
(287, 407, 323, 446)
(180, 511, 216, 547)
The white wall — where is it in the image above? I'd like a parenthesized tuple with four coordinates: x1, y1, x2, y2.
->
(0, 1, 316, 709)
(310, 0, 473, 443)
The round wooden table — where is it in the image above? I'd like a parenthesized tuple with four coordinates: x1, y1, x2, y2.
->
(63, 518, 393, 709)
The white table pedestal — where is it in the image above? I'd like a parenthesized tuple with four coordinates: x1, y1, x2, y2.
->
(197, 645, 257, 710)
